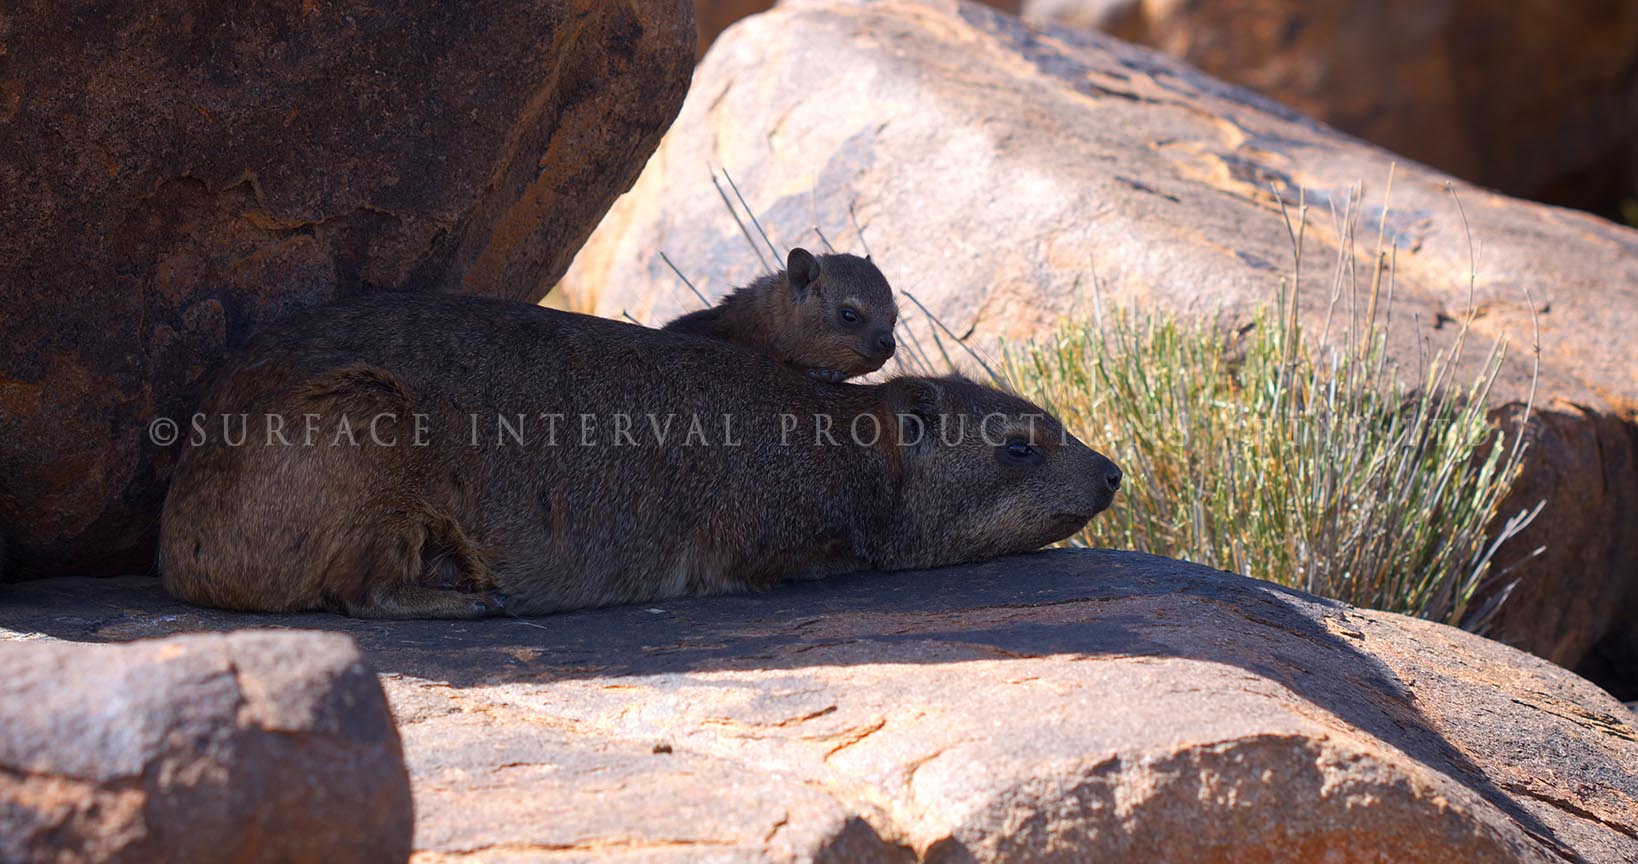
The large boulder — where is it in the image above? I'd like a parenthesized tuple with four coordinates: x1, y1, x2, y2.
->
(554, 0, 1638, 676)
(0, 631, 411, 863)
(0, 0, 694, 579)
(2, 551, 1634, 861)
(1020, 0, 1638, 219)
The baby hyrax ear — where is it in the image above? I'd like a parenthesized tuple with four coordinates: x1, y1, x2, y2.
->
(787, 247, 822, 301)
(884, 377, 946, 453)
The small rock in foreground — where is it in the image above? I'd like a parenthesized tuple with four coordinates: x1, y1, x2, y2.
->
(0, 631, 412, 864)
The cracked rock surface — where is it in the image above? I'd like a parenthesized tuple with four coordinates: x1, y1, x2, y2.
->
(0, 631, 411, 863)
(0, 0, 694, 578)
(1020, 0, 1638, 218)
(3, 550, 1635, 862)
(555, 0, 1638, 674)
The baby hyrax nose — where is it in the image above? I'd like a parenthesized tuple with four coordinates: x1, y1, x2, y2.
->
(873, 330, 896, 358)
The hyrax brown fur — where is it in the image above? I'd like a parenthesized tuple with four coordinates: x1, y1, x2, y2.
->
(664, 248, 898, 382)
(159, 295, 1120, 619)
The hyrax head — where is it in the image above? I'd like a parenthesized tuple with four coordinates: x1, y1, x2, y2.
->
(782, 247, 898, 382)
(878, 375, 1122, 570)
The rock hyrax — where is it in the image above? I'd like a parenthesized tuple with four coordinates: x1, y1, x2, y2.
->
(664, 247, 897, 382)
(159, 295, 1120, 618)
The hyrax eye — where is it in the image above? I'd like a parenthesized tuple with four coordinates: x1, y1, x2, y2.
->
(997, 436, 1043, 466)
(839, 307, 861, 325)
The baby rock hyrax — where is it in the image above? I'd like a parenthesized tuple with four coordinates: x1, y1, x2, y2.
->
(159, 295, 1121, 619)
(664, 248, 898, 382)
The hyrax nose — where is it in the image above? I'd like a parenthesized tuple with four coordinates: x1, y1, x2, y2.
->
(1104, 462, 1123, 493)
(874, 330, 896, 358)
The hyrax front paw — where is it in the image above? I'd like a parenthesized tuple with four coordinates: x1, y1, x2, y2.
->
(472, 591, 509, 616)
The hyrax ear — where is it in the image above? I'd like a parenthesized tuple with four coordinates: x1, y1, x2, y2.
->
(884, 378, 945, 453)
(787, 247, 821, 300)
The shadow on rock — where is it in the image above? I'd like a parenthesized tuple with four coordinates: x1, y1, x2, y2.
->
(3, 548, 1621, 859)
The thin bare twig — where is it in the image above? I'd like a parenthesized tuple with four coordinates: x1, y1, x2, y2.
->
(723, 168, 783, 265)
(659, 251, 711, 308)
(813, 224, 838, 254)
(848, 201, 873, 259)
(711, 169, 771, 271)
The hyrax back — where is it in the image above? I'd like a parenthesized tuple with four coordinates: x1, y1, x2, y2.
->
(664, 247, 898, 382)
(159, 295, 1120, 619)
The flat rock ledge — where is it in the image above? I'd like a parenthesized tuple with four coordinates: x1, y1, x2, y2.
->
(2, 550, 1634, 863)
(0, 630, 411, 863)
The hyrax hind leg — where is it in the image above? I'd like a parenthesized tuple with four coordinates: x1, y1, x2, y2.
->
(337, 507, 508, 620)
(163, 361, 507, 618)
(347, 582, 507, 619)
(269, 363, 505, 619)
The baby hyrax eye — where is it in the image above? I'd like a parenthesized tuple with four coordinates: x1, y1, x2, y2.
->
(997, 435, 1044, 466)
(839, 307, 861, 325)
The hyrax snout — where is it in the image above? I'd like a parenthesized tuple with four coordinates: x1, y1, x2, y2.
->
(877, 374, 1121, 569)
(664, 247, 898, 382)
(159, 295, 1117, 619)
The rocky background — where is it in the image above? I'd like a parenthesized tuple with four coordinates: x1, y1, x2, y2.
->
(695, 1, 1638, 222)
(569, 0, 1638, 698)
(2, 0, 1637, 860)
(0, 0, 694, 578)
(1022, 0, 1638, 224)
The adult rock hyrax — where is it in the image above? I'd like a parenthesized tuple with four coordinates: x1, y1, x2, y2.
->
(664, 247, 898, 382)
(158, 295, 1121, 618)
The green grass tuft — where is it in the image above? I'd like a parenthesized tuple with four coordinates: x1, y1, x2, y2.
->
(992, 243, 1548, 630)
